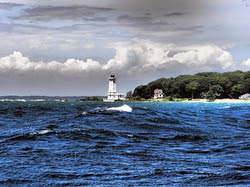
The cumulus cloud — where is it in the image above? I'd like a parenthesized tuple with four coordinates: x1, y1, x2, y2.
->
(104, 41, 234, 75)
(242, 58, 250, 67)
(0, 41, 241, 95)
(0, 51, 102, 75)
(0, 51, 106, 96)
(0, 42, 236, 76)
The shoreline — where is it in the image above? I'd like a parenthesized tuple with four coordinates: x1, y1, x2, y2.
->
(186, 99, 250, 103)
(151, 98, 250, 103)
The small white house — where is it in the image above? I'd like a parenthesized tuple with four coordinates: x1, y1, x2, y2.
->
(239, 93, 250, 100)
(154, 89, 164, 99)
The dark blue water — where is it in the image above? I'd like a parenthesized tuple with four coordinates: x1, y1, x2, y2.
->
(0, 99, 249, 186)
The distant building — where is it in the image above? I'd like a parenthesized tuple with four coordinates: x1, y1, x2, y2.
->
(154, 89, 164, 99)
(103, 74, 126, 102)
(239, 93, 250, 99)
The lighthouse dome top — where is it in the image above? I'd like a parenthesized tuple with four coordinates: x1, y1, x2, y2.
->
(109, 73, 116, 80)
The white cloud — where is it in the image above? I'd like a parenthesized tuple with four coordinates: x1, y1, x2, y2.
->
(0, 41, 245, 95)
(0, 41, 236, 76)
(103, 41, 234, 75)
(242, 58, 250, 67)
(0, 51, 106, 95)
(221, 43, 235, 50)
(172, 44, 234, 69)
(0, 51, 102, 74)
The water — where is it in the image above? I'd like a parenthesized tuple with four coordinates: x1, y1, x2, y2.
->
(0, 99, 249, 186)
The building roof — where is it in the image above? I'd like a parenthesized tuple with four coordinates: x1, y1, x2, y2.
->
(154, 89, 163, 93)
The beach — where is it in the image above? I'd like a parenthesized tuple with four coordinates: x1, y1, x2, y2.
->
(188, 99, 250, 103)
(152, 98, 250, 103)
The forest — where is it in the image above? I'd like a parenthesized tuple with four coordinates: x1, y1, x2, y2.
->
(129, 71, 250, 100)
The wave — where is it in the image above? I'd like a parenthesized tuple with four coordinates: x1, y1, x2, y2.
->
(29, 99, 45, 102)
(218, 106, 231, 109)
(172, 134, 208, 141)
(0, 99, 26, 102)
(106, 104, 132, 112)
(2, 128, 119, 143)
(0, 99, 47, 102)
(75, 105, 132, 117)
(2, 128, 155, 144)
(0, 179, 33, 185)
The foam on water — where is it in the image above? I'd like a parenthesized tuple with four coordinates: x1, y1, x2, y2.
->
(29, 99, 45, 102)
(0, 99, 26, 102)
(106, 104, 132, 112)
(219, 106, 231, 109)
(29, 129, 51, 135)
(38, 130, 51, 135)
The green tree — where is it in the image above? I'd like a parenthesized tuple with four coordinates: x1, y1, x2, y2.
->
(216, 77, 232, 98)
(186, 81, 199, 99)
(231, 84, 243, 98)
(243, 71, 250, 79)
(224, 70, 244, 85)
(210, 84, 224, 94)
(202, 84, 224, 101)
(126, 91, 133, 100)
(132, 71, 250, 100)
(133, 85, 147, 98)
(242, 78, 250, 94)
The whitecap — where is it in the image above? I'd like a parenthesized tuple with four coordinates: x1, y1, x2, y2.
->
(126, 134, 134, 137)
(219, 106, 231, 109)
(55, 99, 66, 102)
(16, 99, 27, 102)
(30, 99, 45, 102)
(29, 129, 51, 136)
(0, 99, 26, 102)
(106, 104, 132, 112)
(38, 130, 51, 135)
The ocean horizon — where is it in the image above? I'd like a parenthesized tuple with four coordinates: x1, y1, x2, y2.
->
(0, 95, 106, 101)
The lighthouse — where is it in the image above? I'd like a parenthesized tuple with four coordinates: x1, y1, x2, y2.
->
(108, 74, 117, 94)
(104, 73, 126, 102)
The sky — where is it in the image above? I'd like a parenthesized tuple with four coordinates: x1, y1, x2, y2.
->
(0, 0, 250, 96)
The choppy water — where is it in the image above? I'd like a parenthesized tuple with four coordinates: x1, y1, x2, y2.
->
(0, 99, 249, 186)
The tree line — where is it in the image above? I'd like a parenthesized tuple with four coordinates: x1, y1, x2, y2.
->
(128, 71, 250, 100)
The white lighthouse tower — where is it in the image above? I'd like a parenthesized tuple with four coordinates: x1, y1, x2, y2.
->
(104, 73, 125, 102)
(108, 73, 117, 96)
